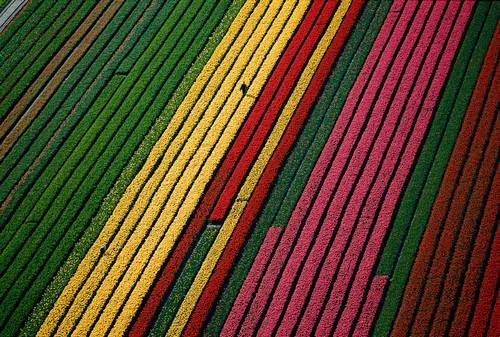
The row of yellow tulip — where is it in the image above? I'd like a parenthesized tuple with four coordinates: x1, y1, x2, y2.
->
(38, 0, 308, 335)
(104, 2, 311, 335)
(37, 0, 260, 334)
(167, 1, 352, 335)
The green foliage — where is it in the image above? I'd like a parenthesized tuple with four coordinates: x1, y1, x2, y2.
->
(0, 0, 171, 334)
(0, 0, 172, 216)
(0, 0, 56, 69)
(8, 0, 240, 335)
(0, 0, 97, 114)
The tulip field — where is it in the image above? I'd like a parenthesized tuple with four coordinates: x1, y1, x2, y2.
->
(0, 0, 498, 336)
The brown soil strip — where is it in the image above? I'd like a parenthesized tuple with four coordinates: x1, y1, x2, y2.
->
(0, 0, 122, 160)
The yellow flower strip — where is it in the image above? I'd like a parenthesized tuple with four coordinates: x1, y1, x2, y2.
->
(74, 0, 281, 329)
(36, 0, 262, 335)
(40, 0, 300, 334)
(0, 0, 123, 160)
(166, 1, 352, 335)
(102, 1, 312, 335)
(85, 1, 310, 335)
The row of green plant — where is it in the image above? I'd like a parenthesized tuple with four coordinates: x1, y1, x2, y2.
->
(0, 0, 174, 335)
(149, 226, 220, 337)
(0, 0, 199, 296)
(0, 0, 170, 230)
(0, 0, 54, 65)
(18, 0, 245, 335)
(0, 0, 238, 335)
(0, 0, 11, 16)
(0, 0, 96, 115)
(373, 3, 498, 336)
(0, 0, 57, 75)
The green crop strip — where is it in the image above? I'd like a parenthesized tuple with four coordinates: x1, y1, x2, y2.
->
(0, 0, 11, 14)
(0, 0, 173, 334)
(18, 0, 244, 335)
(0, 0, 57, 69)
(0, 79, 123, 337)
(0, 0, 216, 273)
(0, 0, 98, 115)
(372, 3, 498, 336)
(0, 0, 53, 62)
(0, 0, 164, 227)
(0, 0, 175, 219)
(2, 2, 160, 332)
(0, 0, 217, 325)
(148, 226, 220, 337)
(0, 0, 85, 83)
(0, 0, 168, 248)
(203, 2, 392, 335)
(0, 0, 199, 239)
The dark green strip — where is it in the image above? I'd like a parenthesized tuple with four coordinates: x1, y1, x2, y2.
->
(0, 0, 97, 114)
(372, 3, 498, 336)
(0, 0, 175, 217)
(0, 0, 185, 239)
(0, 0, 9, 13)
(148, 226, 219, 337)
(17, 0, 245, 335)
(0, 0, 167, 335)
(0, 0, 223, 329)
(203, 2, 391, 335)
(0, 0, 57, 67)
(0, 0, 48, 56)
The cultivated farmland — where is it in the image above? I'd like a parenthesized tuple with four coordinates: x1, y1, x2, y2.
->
(0, 1, 498, 336)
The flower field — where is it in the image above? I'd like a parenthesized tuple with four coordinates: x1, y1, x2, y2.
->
(0, 0, 498, 336)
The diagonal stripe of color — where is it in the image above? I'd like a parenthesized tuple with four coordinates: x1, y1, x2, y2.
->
(0, 1, 497, 336)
